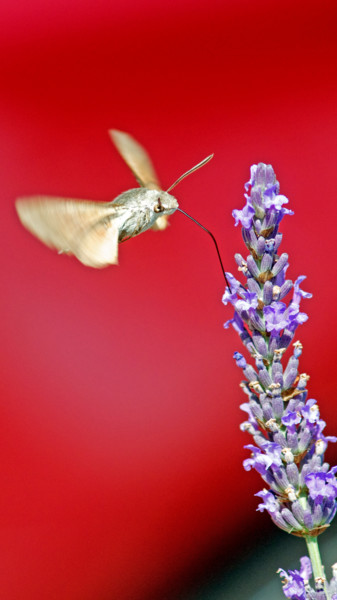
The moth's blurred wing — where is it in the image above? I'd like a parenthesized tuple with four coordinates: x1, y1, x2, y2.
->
(109, 129, 169, 231)
(16, 196, 119, 267)
(151, 214, 169, 231)
(109, 129, 161, 189)
(76, 219, 119, 267)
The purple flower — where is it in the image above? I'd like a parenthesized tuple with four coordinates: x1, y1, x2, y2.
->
(223, 163, 336, 538)
(256, 489, 279, 513)
(278, 567, 306, 600)
(299, 556, 312, 582)
(233, 352, 247, 369)
(222, 273, 243, 306)
(223, 311, 245, 333)
(301, 399, 320, 424)
(232, 202, 255, 229)
(293, 276, 313, 304)
(264, 191, 294, 216)
(244, 164, 258, 190)
(315, 420, 337, 454)
(277, 557, 337, 600)
(264, 302, 289, 333)
(278, 557, 314, 600)
(287, 303, 309, 330)
(261, 441, 283, 468)
(243, 445, 273, 475)
(236, 290, 259, 312)
(282, 410, 302, 429)
(305, 469, 337, 504)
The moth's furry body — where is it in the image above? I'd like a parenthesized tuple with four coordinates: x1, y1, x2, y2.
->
(112, 188, 178, 242)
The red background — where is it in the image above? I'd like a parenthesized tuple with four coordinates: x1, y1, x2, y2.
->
(1, 1, 337, 598)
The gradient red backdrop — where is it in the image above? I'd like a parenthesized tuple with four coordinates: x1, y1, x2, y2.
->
(1, 1, 337, 598)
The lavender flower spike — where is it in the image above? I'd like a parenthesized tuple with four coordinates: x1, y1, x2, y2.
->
(223, 163, 337, 599)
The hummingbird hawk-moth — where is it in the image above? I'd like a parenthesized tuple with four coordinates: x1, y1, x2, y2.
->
(15, 130, 213, 268)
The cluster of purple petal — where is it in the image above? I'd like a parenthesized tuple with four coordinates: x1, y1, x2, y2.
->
(278, 556, 337, 600)
(223, 163, 337, 538)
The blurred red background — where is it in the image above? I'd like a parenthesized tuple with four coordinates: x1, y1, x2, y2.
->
(1, 0, 337, 598)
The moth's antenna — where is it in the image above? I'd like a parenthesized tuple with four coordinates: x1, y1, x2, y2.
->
(177, 207, 232, 292)
(166, 155, 214, 193)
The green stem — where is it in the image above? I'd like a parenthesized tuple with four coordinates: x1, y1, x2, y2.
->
(305, 536, 329, 598)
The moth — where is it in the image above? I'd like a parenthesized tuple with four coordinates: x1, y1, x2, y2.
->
(16, 130, 213, 268)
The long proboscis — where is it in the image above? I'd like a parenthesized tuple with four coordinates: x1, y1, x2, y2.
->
(166, 154, 214, 193)
(166, 153, 231, 291)
(177, 207, 232, 292)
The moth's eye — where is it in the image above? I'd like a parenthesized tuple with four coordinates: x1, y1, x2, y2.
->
(154, 199, 164, 213)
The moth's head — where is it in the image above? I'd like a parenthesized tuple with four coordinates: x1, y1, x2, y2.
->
(152, 190, 179, 217)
